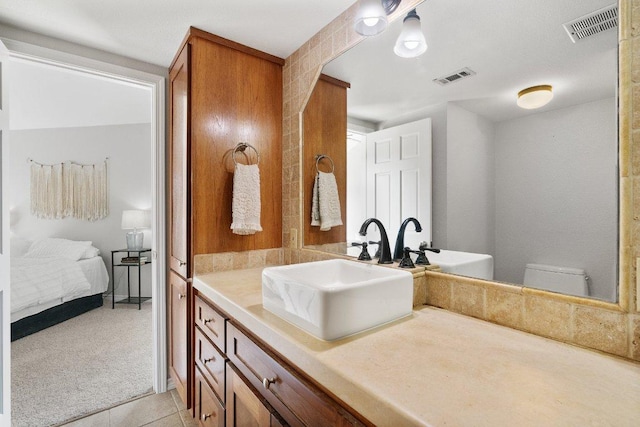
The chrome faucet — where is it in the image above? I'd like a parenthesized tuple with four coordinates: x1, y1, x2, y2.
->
(358, 218, 393, 264)
(393, 217, 422, 261)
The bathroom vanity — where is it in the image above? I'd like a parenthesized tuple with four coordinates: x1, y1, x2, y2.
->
(193, 267, 640, 426)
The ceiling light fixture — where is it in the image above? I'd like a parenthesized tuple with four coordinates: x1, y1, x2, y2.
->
(394, 9, 427, 58)
(354, 0, 402, 36)
(517, 85, 554, 109)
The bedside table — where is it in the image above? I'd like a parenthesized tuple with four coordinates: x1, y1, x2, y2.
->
(111, 248, 152, 310)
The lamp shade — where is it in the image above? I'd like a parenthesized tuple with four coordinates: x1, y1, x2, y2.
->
(517, 85, 553, 109)
(354, 0, 388, 36)
(121, 210, 150, 230)
(394, 9, 428, 58)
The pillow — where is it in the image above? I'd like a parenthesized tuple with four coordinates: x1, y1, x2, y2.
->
(10, 237, 33, 258)
(80, 245, 101, 259)
(24, 238, 93, 261)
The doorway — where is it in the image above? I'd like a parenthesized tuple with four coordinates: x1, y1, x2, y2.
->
(2, 38, 166, 423)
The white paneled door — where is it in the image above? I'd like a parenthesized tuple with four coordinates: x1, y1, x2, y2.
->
(366, 118, 432, 254)
(0, 40, 10, 424)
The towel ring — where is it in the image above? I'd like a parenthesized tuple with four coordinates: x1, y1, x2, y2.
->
(233, 143, 260, 166)
(315, 154, 335, 174)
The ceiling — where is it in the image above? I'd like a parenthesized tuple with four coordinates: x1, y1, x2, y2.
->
(0, 0, 618, 127)
(0, 0, 355, 67)
(323, 0, 618, 124)
(9, 58, 152, 130)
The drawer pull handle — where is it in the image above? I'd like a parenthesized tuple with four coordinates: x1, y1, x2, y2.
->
(203, 318, 214, 325)
(262, 377, 276, 389)
(178, 293, 186, 300)
(201, 413, 212, 421)
(204, 356, 215, 364)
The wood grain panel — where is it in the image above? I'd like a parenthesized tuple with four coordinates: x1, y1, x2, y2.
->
(195, 295, 227, 352)
(195, 367, 225, 427)
(168, 45, 190, 278)
(168, 271, 189, 405)
(190, 36, 283, 255)
(195, 327, 226, 404)
(227, 323, 363, 427)
(303, 78, 348, 246)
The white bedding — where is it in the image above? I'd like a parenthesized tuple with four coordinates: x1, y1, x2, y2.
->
(11, 255, 110, 322)
(12, 256, 90, 313)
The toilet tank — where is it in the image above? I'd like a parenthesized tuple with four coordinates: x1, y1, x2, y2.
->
(523, 263, 589, 297)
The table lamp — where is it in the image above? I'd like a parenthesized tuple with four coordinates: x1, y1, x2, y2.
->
(121, 209, 150, 250)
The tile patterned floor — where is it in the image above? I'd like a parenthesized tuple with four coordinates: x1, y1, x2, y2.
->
(60, 390, 197, 427)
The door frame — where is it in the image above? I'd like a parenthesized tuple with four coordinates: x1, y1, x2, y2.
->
(0, 37, 168, 394)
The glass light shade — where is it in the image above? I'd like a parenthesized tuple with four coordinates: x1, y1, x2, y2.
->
(122, 210, 150, 250)
(517, 85, 553, 109)
(354, 0, 388, 36)
(394, 11, 427, 58)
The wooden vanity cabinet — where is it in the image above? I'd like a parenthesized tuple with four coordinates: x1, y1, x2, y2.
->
(168, 26, 283, 410)
(227, 364, 286, 427)
(194, 293, 228, 427)
(195, 367, 225, 427)
(169, 271, 189, 404)
(193, 291, 369, 427)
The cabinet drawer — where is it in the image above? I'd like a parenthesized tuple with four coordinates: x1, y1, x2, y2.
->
(227, 323, 358, 427)
(195, 295, 226, 352)
(195, 326, 226, 403)
(195, 367, 225, 427)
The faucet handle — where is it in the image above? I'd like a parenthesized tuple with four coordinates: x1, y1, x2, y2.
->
(413, 250, 431, 265)
(419, 241, 440, 253)
(399, 247, 416, 268)
(351, 242, 372, 261)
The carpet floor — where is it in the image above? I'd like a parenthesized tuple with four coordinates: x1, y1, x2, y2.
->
(11, 298, 153, 427)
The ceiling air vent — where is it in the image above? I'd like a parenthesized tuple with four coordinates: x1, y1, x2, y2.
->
(433, 67, 476, 86)
(563, 4, 618, 43)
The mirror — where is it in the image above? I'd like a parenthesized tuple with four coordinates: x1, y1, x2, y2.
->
(303, 0, 619, 302)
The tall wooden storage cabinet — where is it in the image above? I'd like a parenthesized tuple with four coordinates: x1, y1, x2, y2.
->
(303, 75, 349, 246)
(168, 27, 283, 408)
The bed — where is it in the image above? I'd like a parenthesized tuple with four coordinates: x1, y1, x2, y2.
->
(10, 237, 110, 341)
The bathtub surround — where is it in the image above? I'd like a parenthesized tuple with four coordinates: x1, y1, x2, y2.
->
(277, 0, 640, 362)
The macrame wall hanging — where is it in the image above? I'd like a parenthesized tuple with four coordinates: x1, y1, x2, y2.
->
(29, 158, 109, 221)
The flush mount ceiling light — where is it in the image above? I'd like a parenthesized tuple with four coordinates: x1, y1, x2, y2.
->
(517, 85, 554, 109)
(354, 0, 402, 36)
(394, 9, 427, 58)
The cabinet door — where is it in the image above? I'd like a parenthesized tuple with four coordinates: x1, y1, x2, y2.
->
(195, 327, 226, 403)
(226, 364, 273, 427)
(195, 367, 225, 427)
(169, 44, 190, 278)
(169, 270, 189, 405)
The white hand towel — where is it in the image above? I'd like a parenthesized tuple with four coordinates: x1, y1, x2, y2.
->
(311, 173, 321, 227)
(310, 171, 342, 231)
(231, 163, 262, 235)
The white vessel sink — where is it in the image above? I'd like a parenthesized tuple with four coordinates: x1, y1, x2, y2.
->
(426, 250, 494, 280)
(262, 259, 413, 341)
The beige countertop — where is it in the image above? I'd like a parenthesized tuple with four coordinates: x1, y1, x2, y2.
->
(194, 267, 640, 427)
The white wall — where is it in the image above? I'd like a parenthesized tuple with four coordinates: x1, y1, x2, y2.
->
(445, 103, 496, 255)
(494, 98, 617, 300)
(428, 108, 448, 249)
(346, 131, 367, 242)
(9, 124, 153, 297)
